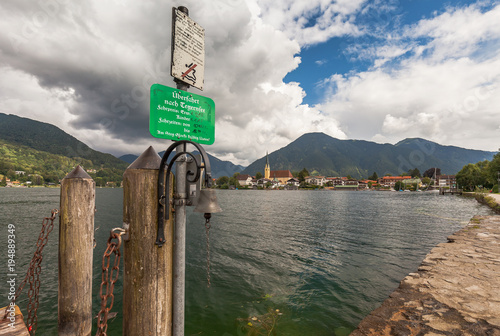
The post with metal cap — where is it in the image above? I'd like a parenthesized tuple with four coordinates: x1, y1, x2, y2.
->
(172, 6, 190, 336)
(172, 144, 188, 336)
(122, 146, 174, 335)
(58, 165, 95, 336)
(165, 5, 222, 335)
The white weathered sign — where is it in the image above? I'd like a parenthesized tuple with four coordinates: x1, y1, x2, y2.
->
(171, 8, 205, 91)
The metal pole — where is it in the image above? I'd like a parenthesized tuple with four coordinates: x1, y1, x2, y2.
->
(173, 146, 187, 336)
(172, 7, 190, 335)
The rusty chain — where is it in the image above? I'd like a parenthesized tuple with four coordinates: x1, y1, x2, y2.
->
(95, 228, 125, 336)
(2, 209, 58, 335)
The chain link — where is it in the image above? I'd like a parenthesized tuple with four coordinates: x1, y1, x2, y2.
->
(204, 213, 212, 287)
(2, 209, 58, 335)
(95, 228, 125, 336)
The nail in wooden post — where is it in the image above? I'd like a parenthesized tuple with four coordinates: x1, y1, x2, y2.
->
(123, 146, 173, 335)
(58, 165, 95, 336)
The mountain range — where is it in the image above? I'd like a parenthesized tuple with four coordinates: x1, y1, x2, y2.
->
(0, 113, 243, 179)
(241, 133, 496, 179)
(0, 113, 496, 181)
(0, 113, 128, 170)
(119, 151, 245, 178)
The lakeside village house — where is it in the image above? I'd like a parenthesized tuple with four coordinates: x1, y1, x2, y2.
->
(230, 153, 457, 190)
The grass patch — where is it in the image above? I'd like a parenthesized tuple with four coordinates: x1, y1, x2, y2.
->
(474, 193, 500, 214)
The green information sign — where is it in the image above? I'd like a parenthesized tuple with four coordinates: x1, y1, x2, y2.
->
(150, 83, 215, 145)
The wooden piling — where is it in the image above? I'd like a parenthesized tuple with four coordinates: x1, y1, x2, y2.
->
(58, 165, 95, 336)
(122, 146, 173, 336)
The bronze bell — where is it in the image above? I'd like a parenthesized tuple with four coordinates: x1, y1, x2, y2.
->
(194, 188, 222, 214)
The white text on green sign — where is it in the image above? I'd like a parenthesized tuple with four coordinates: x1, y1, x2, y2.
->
(149, 84, 215, 145)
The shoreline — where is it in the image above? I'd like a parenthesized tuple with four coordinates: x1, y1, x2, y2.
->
(474, 193, 500, 213)
(350, 195, 500, 335)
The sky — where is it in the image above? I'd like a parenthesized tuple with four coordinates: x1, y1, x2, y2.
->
(0, 0, 499, 167)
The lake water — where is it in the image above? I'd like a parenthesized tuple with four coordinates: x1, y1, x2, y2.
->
(0, 188, 495, 335)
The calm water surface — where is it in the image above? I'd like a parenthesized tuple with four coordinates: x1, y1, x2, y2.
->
(0, 188, 495, 335)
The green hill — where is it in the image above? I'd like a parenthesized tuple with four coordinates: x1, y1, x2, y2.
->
(0, 113, 128, 168)
(0, 113, 128, 185)
(0, 139, 89, 184)
(241, 133, 496, 179)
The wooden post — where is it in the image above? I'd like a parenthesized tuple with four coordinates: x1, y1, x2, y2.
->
(123, 146, 173, 335)
(58, 165, 95, 336)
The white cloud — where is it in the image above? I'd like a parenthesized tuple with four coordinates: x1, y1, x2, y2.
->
(318, 2, 500, 151)
(253, 0, 365, 46)
(0, 0, 353, 166)
(0, 67, 75, 130)
(209, 81, 347, 166)
(405, 4, 500, 61)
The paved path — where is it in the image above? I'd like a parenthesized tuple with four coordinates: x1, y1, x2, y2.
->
(351, 212, 500, 335)
(488, 193, 500, 205)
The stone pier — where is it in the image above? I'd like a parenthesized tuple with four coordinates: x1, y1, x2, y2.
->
(351, 212, 500, 335)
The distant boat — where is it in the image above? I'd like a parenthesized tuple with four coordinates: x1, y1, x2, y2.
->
(423, 168, 439, 192)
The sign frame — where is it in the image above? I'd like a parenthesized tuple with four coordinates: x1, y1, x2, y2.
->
(171, 7, 205, 91)
(149, 83, 215, 145)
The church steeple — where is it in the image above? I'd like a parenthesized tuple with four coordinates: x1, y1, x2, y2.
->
(264, 152, 270, 179)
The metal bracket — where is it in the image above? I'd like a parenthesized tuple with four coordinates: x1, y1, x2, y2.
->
(122, 222, 130, 242)
(155, 140, 214, 247)
(186, 154, 202, 206)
